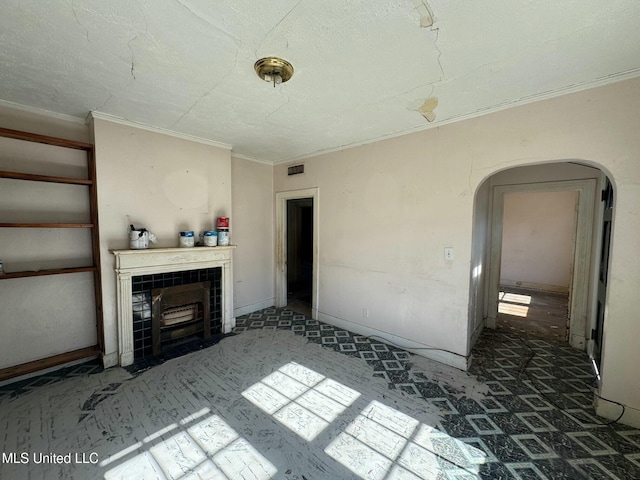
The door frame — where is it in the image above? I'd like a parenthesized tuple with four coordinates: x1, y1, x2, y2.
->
(275, 188, 319, 319)
(487, 179, 596, 349)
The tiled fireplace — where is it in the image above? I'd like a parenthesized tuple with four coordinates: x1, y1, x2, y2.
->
(112, 247, 235, 367)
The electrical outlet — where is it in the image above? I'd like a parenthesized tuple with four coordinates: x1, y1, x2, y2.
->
(444, 247, 454, 260)
(363, 308, 369, 318)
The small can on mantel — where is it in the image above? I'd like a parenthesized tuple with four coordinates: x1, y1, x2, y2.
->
(179, 231, 195, 247)
(217, 229, 230, 246)
(202, 231, 218, 246)
(216, 217, 229, 229)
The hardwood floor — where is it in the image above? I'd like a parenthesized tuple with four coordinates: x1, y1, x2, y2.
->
(496, 285, 569, 341)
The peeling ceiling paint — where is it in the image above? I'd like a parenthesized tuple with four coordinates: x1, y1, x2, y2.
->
(418, 97, 438, 122)
(1, 0, 639, 163)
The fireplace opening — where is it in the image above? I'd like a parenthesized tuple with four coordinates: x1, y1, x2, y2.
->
(152, 281, 210, 356)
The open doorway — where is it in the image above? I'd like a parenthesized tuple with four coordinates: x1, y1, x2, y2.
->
(488, 179, 596, 350)
(275, 187, 319, 319)
(286, 198, 313, 316)
(497, 190, 579, 341)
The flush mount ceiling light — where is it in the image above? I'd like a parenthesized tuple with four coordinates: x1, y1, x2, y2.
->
(254, 57, 294, 87)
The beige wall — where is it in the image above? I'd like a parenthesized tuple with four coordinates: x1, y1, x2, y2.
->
(231, 156, 274, 316)
(500, 190, 578, 290)
(274, 77, 640, 425)
(0, 106, 96, 369)
(91, 118, 232, 367)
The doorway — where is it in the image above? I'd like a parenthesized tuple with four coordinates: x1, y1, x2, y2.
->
(487, 179, 597, 350)
(496, 190, 578, 341)
(286, 198, 313, 316)
(275, 188, 320, 319)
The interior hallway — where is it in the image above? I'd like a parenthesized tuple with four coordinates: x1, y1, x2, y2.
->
(1, 308, 639, 479)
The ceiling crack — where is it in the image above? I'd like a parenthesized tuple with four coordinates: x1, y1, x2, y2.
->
(431, 27, 445, 83)
(264, 90, 290, 123)
(127, 36, 138, 80)
(171, 47, 241, 129)
(95, 93, 113, 111)
(254, 0, 304, 57)
(175, 0, 241, 46)
(71, 0, 90, 42)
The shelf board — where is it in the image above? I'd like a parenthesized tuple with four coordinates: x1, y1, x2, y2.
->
(0, 346, 100, 382)
(0, 222, 94, 228)
(0, 266, 96, 280)
(0, 170, 92, 185)
(0, 127, 93, 151)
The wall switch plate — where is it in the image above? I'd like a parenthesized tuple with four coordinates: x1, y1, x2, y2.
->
(444, 247, 454, 260)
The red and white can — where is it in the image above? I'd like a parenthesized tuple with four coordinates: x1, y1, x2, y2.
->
(217, 217, 229, 229)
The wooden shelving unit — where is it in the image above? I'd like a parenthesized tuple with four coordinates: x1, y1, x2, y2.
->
(0, 127, 104, 381)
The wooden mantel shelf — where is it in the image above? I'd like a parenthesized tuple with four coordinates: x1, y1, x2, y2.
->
(111, 246, 236, 272)
(111, 245, 236, 255)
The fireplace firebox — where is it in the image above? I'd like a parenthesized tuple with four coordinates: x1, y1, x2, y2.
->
(151, 281, 210, 356)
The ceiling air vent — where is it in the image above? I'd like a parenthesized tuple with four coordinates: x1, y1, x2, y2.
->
(287, 164, 304, 176)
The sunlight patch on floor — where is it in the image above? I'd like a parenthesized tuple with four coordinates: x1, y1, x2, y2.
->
(325, 400, 486, 479)
(242, 361, 360, 441)
(103, 407, 277, 480)
(498, 303, 530, 317)
(498, 291, 532, 317)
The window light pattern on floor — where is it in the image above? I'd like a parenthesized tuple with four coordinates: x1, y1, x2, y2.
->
(498, 291, 532, 317)
(103, 408, 276, 480)
(242, 361, 360, 441)
(325, 400, 487, 479)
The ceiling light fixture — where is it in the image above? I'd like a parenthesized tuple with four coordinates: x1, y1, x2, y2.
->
(254, 57, 294, 87)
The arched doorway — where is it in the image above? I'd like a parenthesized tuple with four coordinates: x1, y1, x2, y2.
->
(470, 162, 614, 361)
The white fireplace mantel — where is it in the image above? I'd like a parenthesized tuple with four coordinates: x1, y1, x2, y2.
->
(112, 246, 236, 367)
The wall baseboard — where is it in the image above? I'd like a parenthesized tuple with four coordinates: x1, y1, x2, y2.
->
(234, 298, 275, 318)
(317, 311, 470, 371)
(596, 398, 640, 428)
(500, 279, 569, 294)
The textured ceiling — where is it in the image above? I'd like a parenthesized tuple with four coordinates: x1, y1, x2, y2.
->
(1, 0, 639, 163)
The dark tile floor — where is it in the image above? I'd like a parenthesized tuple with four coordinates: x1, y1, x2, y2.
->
(234, 307, 640, 480)
(1, 306, 638, 479)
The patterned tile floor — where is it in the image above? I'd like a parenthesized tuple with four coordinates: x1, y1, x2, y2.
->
(234, 307, 640, 480)
(1, 306, 639, 479)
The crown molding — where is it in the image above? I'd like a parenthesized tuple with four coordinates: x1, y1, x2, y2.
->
(231, 152, 273, 165)
(0, 99, 86, 124)
(88, 111, 233, 150)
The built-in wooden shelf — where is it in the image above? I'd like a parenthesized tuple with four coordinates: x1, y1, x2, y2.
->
(0, 222, 94, 228)
(0, 266, 96, 280)
(0, 127, 104, 381)
(0, 170, 92, 185)
(0, 345, 100, 383)
(0, 127, 93, 151)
